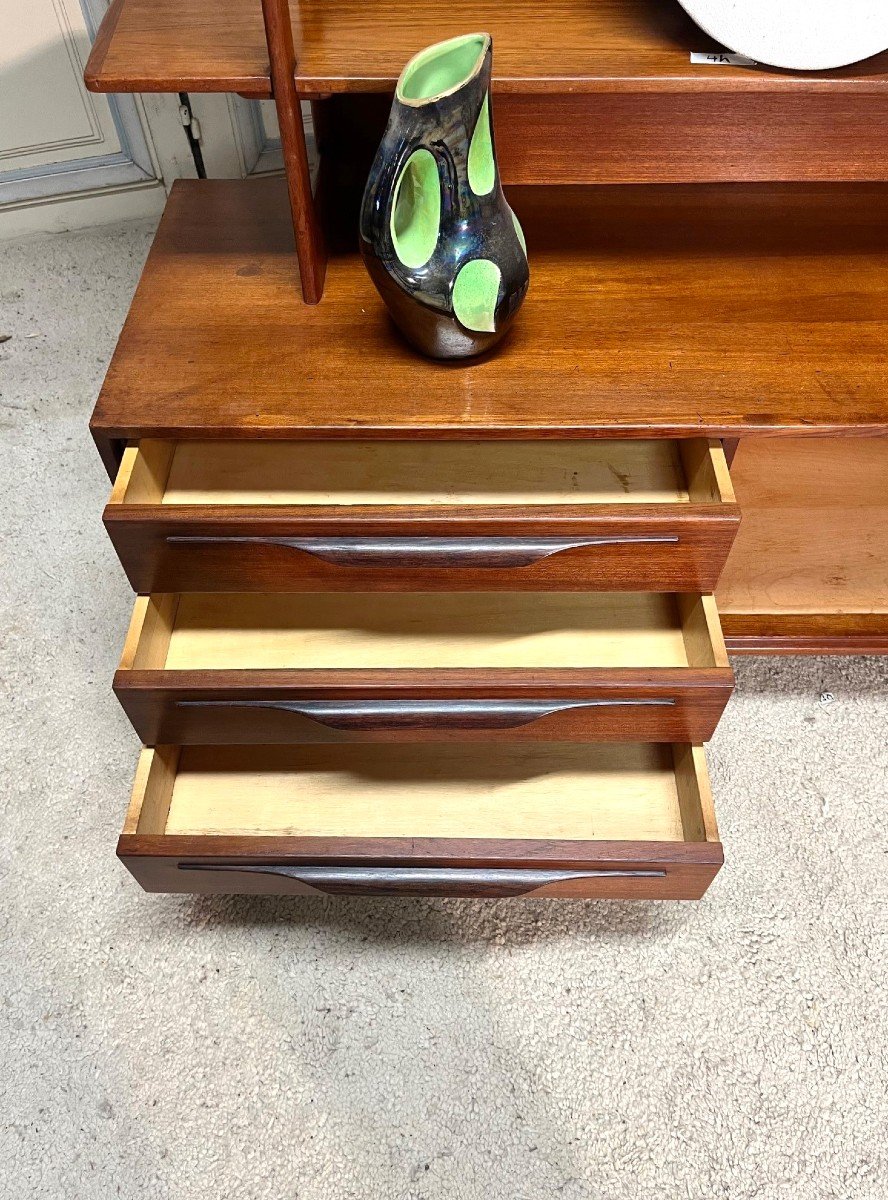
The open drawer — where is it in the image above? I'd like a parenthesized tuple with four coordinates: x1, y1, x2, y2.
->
(105, 439, 738, 592)
(119, 742, 723, 899)
(115, 591, 733, 745)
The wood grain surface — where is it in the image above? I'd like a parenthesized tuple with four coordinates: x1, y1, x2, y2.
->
(158, 592, 698, 671)
(716, 438, 888, 614)
(85, 0, 888, 96)
(722, 612, 888, 655)
(104, 438, 738, 593)
(716, 438, 888, 653)
(322, 89, 888, 187)
(112, 593, 733, 744)
(91, 179, 888, 464)
(158, 743, 699, 840)
(155, 440, 692, 505)
(117, 743, 723, 897)
(259, 0, 326, 302)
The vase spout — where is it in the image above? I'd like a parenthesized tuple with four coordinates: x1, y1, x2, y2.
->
(398, 33, 491, 104)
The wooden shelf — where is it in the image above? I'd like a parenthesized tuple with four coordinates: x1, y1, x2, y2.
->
(88, 1, 888, 185)
(91, 177, 888, 467)
(717, 438, 888, 654)
(86, 0, 888, 98)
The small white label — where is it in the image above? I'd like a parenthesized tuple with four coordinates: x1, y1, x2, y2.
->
(690, 51, 758, 66)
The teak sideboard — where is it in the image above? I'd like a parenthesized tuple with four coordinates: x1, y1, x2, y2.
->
(84, 0, 888, 900)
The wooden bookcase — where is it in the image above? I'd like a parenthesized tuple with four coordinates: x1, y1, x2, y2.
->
(83, 0, 887, 898)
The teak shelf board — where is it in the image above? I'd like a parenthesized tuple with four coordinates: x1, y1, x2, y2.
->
(85, 0, 270, 96)
(721, 613, 888, 656)
(91, 178, 888, 464)
(85, 0, 888, 97)
(716, 437, 888, 653)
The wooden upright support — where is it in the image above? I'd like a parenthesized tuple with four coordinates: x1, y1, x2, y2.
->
(260, 0, 326, 303)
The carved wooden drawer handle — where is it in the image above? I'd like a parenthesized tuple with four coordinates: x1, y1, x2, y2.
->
(177, 697, 675, 731)
(167, 535, 679, 569)
(180, 864, 667, 896)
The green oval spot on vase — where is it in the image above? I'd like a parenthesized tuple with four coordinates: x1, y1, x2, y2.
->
(452, 258, 502, 332)
(468, 94, 495, 196)
(390, 148, 441, 269)
(510, 207, 527, 256)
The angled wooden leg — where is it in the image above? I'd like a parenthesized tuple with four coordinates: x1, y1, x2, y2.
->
(261, 0, 326, 303)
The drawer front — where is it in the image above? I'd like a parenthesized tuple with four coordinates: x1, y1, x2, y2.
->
(120, 853, 720, 900)
(118, 744, 723, 899)
(105, 438, 738, 593)
(115, 591, 733, 745)
(106, 512, 737, 592)
(115, 681, 732, 745)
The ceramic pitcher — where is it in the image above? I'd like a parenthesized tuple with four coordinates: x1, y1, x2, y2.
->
(360, 33, 529, 359)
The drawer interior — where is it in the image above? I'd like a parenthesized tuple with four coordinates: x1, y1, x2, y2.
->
(126, 742, 719, 844)
(121, 592, 729, 672)
(110, 438, 734, 508)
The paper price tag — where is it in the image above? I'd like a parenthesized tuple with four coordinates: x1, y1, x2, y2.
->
(690, 51, 758, 66)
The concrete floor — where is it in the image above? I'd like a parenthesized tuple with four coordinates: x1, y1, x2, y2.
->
(1, 220, 886, 1199)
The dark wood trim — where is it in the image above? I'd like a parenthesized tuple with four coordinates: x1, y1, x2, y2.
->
(180, 862, 671, 897)
(114, 667, 735, 745)
(118, 835, 724, 898)
(93, 420, 888, 446)
(105, 501, 738, 531)
(115, 667, 735, 691)
(723, 612, 888, 655)
(119, 833, 725, 865)
(103, 503, 740, 592)
(164, 532, 682, 569)
(260, 0, 325, 303)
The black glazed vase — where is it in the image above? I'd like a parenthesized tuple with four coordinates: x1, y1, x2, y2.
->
(359, 33, 529, 360)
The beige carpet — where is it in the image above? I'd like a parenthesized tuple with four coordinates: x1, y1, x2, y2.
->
(1, 221, 886, 1199)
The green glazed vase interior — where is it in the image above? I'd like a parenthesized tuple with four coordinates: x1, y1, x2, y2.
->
(398, 33, 488, 102)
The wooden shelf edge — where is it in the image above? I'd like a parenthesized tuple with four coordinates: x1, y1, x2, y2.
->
(89, 425, 888, 458)
(83, 0, 124, 92)
(722, 613, 888, 656)
(84, 67, 888, 102)
(82, 0, 888, 99)
(294, 75, 888, 99)
(83, 0, 273, 95)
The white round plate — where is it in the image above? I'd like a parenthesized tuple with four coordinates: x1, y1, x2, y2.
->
(677, 0, 888, 70)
